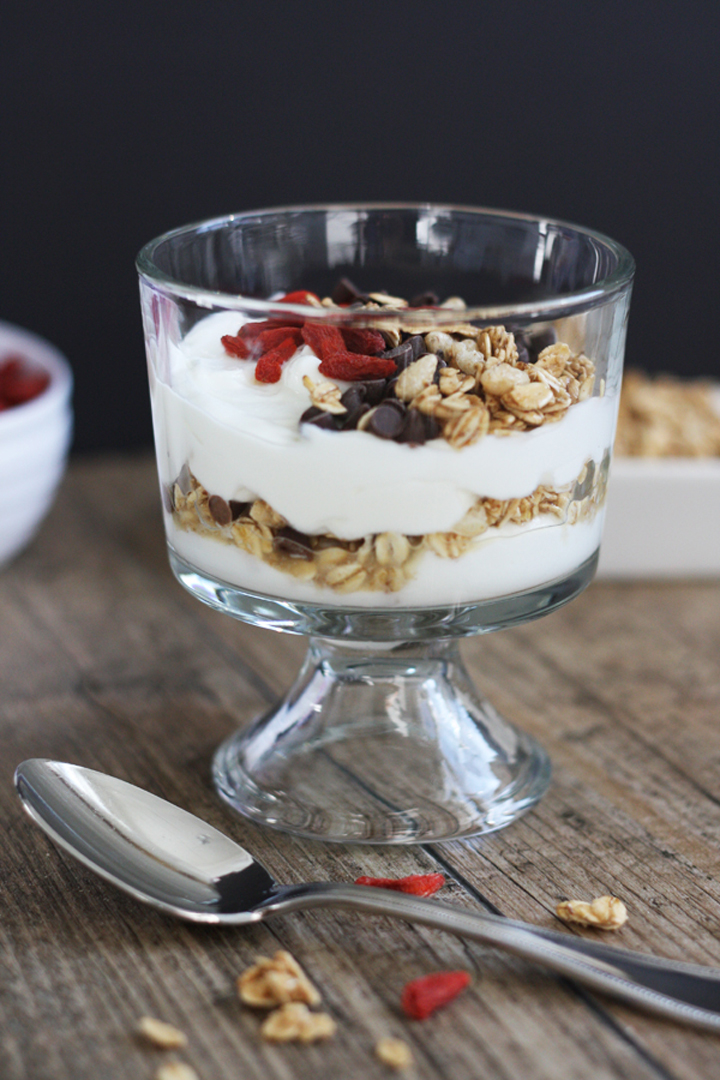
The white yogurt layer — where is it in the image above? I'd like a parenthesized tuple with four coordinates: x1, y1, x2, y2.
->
(149, 310, 616, 604)
(167, 513, 604, 607)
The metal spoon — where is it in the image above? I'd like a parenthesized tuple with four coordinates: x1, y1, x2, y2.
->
(15, 758, 720, 1033)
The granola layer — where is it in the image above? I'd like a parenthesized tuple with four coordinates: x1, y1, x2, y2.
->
(168, 460, 607, 595)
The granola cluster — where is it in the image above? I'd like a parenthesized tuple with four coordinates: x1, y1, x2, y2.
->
(556, 894, 628, 930)
(300, 302, 598, 450)
(615, 370, 720, 457)
(220, 281, 599, 449)
(237, 950, 336, 1044)
(168, 457, 606, 595)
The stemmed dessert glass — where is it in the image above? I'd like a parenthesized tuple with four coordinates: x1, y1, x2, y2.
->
(137, 204, 633, 844)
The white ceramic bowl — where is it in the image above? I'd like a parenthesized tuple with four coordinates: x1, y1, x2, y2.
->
(0, 320, 73, 566)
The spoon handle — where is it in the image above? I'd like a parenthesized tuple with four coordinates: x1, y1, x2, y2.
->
(264, 882, 720, 1032)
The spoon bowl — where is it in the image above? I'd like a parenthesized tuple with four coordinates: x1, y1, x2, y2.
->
(15, 758, 720, 1032)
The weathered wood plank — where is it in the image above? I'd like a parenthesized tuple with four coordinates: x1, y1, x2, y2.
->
(2, 455, 720, 1080)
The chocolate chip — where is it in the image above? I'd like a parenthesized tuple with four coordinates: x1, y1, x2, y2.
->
(341, 403, 371, 430)
(384, 397, 407, 415)
(301, 406, 340, 430)
(406, 335, 427, 360)
(208, 495, 233, 526)
(423, 413, 441, 440)
(522, 326, 557, 363)
(396, 408, 427, 445)
(339, 386, 366, 412)
(161, 484, 174, 513)
(274, 525, 315, 558)
(302, 406, 341, 429)
(362, 379, 387, 406)
(175, 463, 193, 496)
(410, 290, 439, 307)
(380, 341, 414, 370)
(366, 403, 405, 439)
(229, 499, 251, 520)
(515, 337, 530, 365)
(331, 277, 368, 305)
(432, 358, 448, 384)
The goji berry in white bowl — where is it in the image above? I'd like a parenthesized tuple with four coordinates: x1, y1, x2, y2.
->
(0, 320, 73, 567)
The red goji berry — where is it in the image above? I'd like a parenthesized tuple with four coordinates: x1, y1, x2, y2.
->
(256, 326, 303, 353)
(355, 873, 445, 897)
(241, 318, 303, 341)
(0, 356, 50, 407)
(221, 333, 252, 359)
(301, 323, 346, 361)
(318, 353, 397, 381)
(278, 290, 320, 305)
(254, 336, 298, 383)
(400, 971, 470, 1020)
(340, 328, 387, 356)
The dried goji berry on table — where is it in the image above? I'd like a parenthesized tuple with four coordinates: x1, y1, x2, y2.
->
(340, 328, 387, 355)
(278, 290, 320, 305)
(400, 971, 470, 1020)
(355, 873, 446, 897)
(255, 337, 300, 383)
(318, 353, 397, 381)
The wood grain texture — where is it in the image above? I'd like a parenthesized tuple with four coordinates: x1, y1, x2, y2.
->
(2, 454, 720, 1079)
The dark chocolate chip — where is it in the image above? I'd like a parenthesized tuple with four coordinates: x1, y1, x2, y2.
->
(410, 290, 439, 307)
(208, 495, 233, 526)
(397, 408, 427, 445)
(380, 341, 414, 370)
(362, 379, 387, 406)
(423, 413, 441, 440)
(366, 404, 405, 439)
(431, 357, 448, 384)
(406, 335, 427, 360)
(229, 499, 251, 520)
(525, 326, 557, 362)
(161, 484, 174, 514)
(384, 397, 407, 415)
(175, 463, 193, 495)
(301, 406, 340, 430)
(331, 277, 368, 305)
(340, 386, 366, 412)
(515, 340, 530, 365)
(341, 403, 371, 430)
(274, 525, 315, 558)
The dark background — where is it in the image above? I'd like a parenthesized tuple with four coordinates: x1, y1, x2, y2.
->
(2, 1, 718, 453)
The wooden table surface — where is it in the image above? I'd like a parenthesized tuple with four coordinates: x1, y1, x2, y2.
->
(2, 453, 720, 1080)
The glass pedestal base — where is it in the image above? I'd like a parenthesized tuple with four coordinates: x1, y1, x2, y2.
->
(212, 637, 551, 843)
(170, 548, 598, 844)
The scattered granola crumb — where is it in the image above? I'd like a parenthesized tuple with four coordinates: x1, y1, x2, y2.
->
(137, 1016, 188, 1049)
(260, 1002, 336, 1043)
(556, 895, 628, 930)
(155, 1063, 199, 1080)
(237, 950, 321, 1008)
(375, 1036, 413, 1069)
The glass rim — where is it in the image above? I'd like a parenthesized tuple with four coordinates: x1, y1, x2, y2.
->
(136, 202, 635, 324)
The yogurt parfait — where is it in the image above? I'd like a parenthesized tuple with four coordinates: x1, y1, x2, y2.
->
(148, 287, 614, 610)
(137, 206, 633, 843)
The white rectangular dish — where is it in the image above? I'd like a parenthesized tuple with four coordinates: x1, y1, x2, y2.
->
(598, 385, 720, 578)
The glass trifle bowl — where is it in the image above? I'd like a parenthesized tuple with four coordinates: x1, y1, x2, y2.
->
(137, 204, 633, 844)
